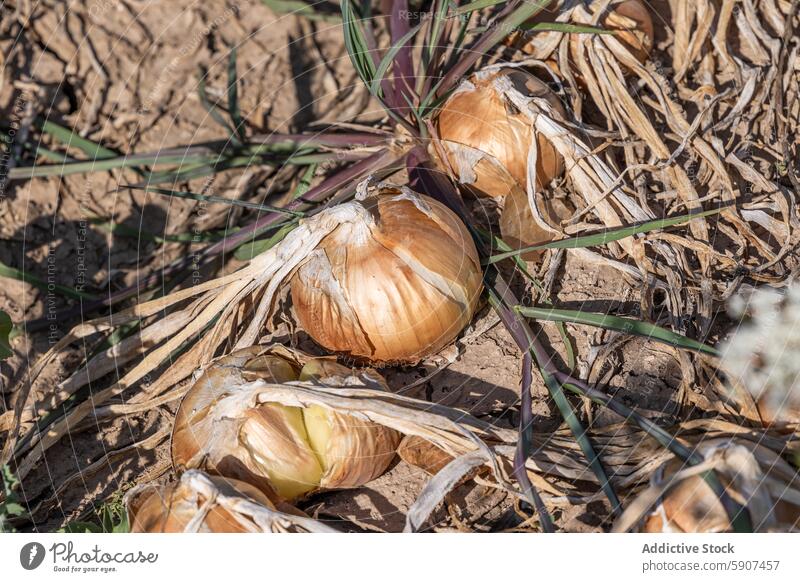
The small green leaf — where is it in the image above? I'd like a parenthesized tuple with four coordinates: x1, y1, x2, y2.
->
(39, 119, 117, 160)
(233, 221, 297, 261)
(291, 163, 317, 199)
(198, 74, 238, 140)
(59, 491, 132, 533)
(487, 208, 723, 264)
(1, 465, 26, 532)
(0, 262, 96, 301)
(520, 22, 615, 34)
(112, 512, 130, 534)
(38, 119, 146, 177)
(342, 0, 377, 87)
(0, 311, 12, 359)
(26, 143, 76, 163)
(450, 0, 506, 16)
(1, 465, 19, 494)
(261, 0, 341, 22)
(516, 305, 718, 355)
(59, 521, 103, 533)
(2, 502, 25, 517)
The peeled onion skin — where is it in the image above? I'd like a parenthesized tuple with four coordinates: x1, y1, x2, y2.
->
(290, 186, 483, 365)
(433, 68, 566, 199)
(127, 475, 274, 533)
(171, 346, 401, 501)
(171, 346, 298, 478)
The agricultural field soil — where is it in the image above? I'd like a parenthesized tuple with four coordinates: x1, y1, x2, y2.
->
(1, 0, 795, 533)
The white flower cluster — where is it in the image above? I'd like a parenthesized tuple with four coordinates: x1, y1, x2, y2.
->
(720, 284, 800, 417)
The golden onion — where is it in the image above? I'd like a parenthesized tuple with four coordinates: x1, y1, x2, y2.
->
(171, 345, 401, 501)
(640, 439, 800, 533)
(127, 473, 275, 533)
(433, 67, 566, 198)
(290, 183, 483, 364)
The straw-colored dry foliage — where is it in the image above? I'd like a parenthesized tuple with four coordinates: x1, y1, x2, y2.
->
(2, 0, 800, 532)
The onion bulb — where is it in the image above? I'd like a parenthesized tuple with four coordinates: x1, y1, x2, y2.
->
(126, 470, 334, 532)
(601, 0, 654, 64)
(499, 185, 574, 262)
(127, 473, 275, 533)
(639, 439, 800, 533)
(433, 68, 566, 198)
(397, 435, 454, 475)
(172, 345, 401, 501)
(290, 183, 483, 364)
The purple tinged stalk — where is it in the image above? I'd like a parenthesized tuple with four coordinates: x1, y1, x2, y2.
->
(247, 132, 389, 148)
(390, 0, 415, 113)
(361, 12, 398, 111)
(206, 148, 395, 256)
(491, 295, 555, 531)
(406, 146, 465, 213)
(24, 148, 398, 332)
(436, 0, 549, 98)
(513, 356, 555, 532)
(420, 3, 453, 101)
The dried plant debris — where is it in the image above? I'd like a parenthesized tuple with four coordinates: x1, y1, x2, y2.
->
(2, 0, 800, 533)
(615, 437, 800, 532)
(502, 0, 800, 333)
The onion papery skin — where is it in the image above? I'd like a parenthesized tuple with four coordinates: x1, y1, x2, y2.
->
(397, 435, 454, 475)
(433, 68, 566, 199)
(171, 346, 300, 486)
(128, 475, 274, 533)
(171, 346, 401, 501)
(290, 185, 483, 365)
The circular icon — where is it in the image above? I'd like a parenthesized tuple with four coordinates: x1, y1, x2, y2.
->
(19, 542, 46, 570)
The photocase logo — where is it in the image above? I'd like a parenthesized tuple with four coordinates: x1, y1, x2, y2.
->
(19, 542, 46, 570)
